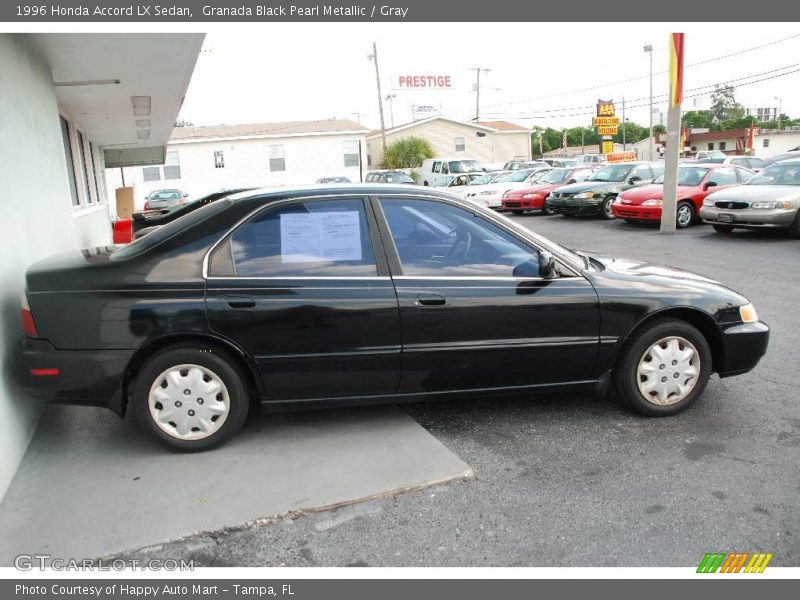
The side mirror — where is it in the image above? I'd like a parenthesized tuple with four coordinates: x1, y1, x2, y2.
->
(538, 251, 557, 279)
(704, 181, 718, 190)
(567, 178, 577, 184)
(628, 176, 642, 185)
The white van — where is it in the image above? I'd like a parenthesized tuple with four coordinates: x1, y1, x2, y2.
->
(418, 157, 484, 186)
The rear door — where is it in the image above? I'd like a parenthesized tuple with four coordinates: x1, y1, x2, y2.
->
(204, 195, 401, 401)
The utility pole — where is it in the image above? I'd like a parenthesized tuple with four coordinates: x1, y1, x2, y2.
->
(775, 96, 782, 130)
(469, 67, 491, 121)
(385, 93, 397, 128)
(644, 44, 654, 160)
(622, 96, 627, 149)
(661, 33, 685, 234)
(368, 42, 387, 152)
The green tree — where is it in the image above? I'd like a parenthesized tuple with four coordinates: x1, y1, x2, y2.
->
(682, 110, 713, 129)
(380, 136, 434, 169)
(709, 85, 745, 124)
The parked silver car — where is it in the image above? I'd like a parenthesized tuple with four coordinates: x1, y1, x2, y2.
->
(699, 159, 800, 237)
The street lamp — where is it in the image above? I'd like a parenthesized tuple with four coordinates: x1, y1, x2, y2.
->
(385, 93, 397, 128)
(644, 44, 654, 160)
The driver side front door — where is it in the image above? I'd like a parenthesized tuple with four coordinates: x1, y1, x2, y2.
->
(373, 195, 601, 395)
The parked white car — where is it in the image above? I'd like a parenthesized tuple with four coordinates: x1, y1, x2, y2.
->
(418, 157, 484, 186)
(456, 168, 551, 209)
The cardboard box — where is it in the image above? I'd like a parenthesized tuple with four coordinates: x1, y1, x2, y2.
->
(115, 187, 135, 219)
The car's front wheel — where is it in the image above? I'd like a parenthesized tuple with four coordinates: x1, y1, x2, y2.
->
(614, 319, 712, 417)
(676, 201, 695, 229)
(132, 345, 249, 451)
(542, 203, 557, 215)
(601, 196, 616, 220)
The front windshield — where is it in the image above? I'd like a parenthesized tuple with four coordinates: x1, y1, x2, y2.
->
(384, 172, 415, 183)
(654, 166, 710, 186)
(494, 169, 534, 183)
(469, 173, 497, 185)
(746, 162, 800, 185)
(432, 175, 455, 187)
(448, 160, 482, 173)
(587, 164, 632, 182)
(538, 168, 570, 184)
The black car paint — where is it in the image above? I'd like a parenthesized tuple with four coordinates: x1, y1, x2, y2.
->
(19, 185, 768, 417)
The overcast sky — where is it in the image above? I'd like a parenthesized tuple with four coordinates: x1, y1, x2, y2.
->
(179, 23, 800, 131)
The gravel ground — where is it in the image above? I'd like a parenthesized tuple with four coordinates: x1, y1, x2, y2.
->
(115, 214, 800, 567)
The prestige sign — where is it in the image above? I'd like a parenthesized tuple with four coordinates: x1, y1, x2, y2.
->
(396, 75, 453, 89)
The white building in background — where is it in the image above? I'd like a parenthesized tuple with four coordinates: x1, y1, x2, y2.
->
(365, 117, 533, 168)
(105, 120, 371, 210)
(0, 33, 203, 500)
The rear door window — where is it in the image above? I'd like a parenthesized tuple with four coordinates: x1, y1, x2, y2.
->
(215, 197, 378, 277)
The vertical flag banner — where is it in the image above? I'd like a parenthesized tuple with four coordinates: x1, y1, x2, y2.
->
(669, 33, 685, 107)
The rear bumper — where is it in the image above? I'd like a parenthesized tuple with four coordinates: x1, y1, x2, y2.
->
(718, 321, 770, 377)
(15, 337, 132, 415)
(700, 206, 797, 228)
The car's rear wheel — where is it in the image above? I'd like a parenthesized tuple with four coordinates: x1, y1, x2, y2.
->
(614, 319, 711, 417)
(713, 224, 734, 233)
(601, 196, 616, 220)
(132, 345, 249, 451)
(676, 201, 695, 229)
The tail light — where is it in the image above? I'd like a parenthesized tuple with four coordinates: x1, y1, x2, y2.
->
(144, 201, 150, 210)
(21, 293, 38, 337)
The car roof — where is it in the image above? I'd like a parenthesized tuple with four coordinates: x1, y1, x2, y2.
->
(776, 157, 800, 164)
(227, 183, 458, 203)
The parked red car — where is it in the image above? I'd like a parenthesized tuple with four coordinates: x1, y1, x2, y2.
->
(501, 166, 597, 214)
(611, 164, 754, 228)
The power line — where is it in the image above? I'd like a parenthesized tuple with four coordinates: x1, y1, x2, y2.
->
(478, 64, 800, 120)
(480, 33, 800, 111)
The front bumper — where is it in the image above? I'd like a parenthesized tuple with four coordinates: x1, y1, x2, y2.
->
(700, 206, 797, 228)
(503, 195, 545, 210)
(611, 203, 661, 221)
(546, 196, 603, 215)
(465, 194, 503, 209)
(15, 337, 132, 415)
(718, 321, 770, 377)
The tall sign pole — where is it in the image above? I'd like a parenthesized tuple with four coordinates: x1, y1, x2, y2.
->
(368, 42, 387, 153)
(660, 33, 684, 234)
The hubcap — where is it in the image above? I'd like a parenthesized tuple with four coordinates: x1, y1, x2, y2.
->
(637, 336, 700, 405)
(677, 205, 692, 226)
(148, 364, 230, 440)
(604, 199, 614, 217)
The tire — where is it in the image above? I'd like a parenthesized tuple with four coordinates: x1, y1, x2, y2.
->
(423, 181, 429, 186)
(613, 318, 712, 417)
(676, 201, 695, 229)
(132, 345, 250, 451)
(713, 224, 734, 233)
(601, 196, 616, 220)
(543, 203, 557, 216)
(511, 209, 524, 215)
(788, 210, 800, 239)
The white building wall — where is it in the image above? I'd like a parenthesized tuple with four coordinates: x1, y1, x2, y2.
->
(0, 34, 111, 500)
(105, 133, 368, 211)
(753, 130, 800, 157)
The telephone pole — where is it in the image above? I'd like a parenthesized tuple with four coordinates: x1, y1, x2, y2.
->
(469, 67, 491, 121)
(368, 42, 387, 152)
(385, 93, 397, 128)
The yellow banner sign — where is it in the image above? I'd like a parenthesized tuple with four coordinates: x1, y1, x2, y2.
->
(597, 101, 616, 116)
(597, 126, 618, 136)
(593, 116, 621, 126)
(601, 140, 615, 154)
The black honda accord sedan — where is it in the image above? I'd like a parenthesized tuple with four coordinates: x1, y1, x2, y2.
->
(18, 185, 769, 450)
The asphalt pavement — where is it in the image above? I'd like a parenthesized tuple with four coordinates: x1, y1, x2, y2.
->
(115, 214, 800, 567)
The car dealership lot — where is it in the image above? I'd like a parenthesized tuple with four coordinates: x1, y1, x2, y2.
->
(110, 215, 799, 567)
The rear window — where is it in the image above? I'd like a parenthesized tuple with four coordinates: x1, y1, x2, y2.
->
(111, 200, 231, 260)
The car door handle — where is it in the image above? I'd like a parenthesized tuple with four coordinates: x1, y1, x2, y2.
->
(416, 293, 446, 307)
(224, 295, 256, 309)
